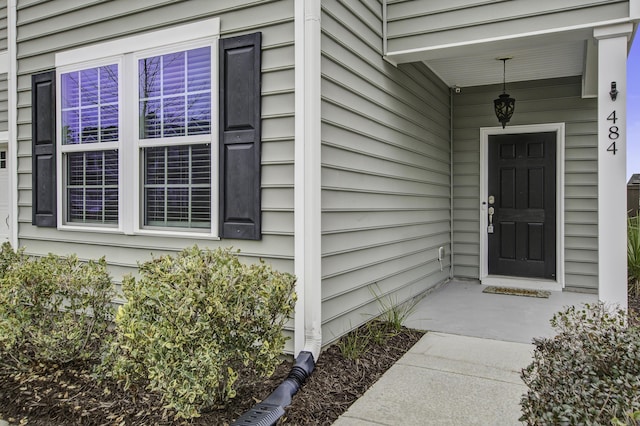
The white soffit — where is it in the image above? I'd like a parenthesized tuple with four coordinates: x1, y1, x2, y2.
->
(426, 41, 585, 87)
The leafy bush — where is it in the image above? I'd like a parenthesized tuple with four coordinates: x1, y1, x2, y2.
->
(0, 241, 25, 279)
(102, 246, 297, 419)
(629, 215, 640, 297)
(520, 303, 640, 425)
(0, 248, 115, 368)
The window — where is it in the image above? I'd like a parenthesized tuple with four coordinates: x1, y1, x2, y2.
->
(138, 46, 213, 229)
(0, 151, 6, 169)
(59, 45, 214, 232)
(54, 19, 219, 235)
(40, 19, 262, 239)
(60, 64, 119, 225)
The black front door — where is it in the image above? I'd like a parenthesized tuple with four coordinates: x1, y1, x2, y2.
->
(488, 132, 556, 279)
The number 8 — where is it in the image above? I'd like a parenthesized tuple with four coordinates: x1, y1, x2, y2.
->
(609, 126, 619, 140)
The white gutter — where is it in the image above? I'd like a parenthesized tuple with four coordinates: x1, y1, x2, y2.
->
(294, 0, 322, 361)
(8, 0, 17, 247)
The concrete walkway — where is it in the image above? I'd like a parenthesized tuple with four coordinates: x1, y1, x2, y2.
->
(333, 280, 598, 425)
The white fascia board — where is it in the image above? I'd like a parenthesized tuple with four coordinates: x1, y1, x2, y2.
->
(631, 0, 640, 20)
(387, 18, 633, 64)
(593, 22, 634, 40)
(56, 17, 220, 67)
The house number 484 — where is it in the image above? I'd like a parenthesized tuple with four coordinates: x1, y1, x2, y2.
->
(606, 110, 620, 155)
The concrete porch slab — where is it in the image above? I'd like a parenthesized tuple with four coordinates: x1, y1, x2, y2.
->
(404, 279, 598, 344)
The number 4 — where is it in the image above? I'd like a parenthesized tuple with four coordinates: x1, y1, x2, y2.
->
(607, 141, 617, 155)
(607, 111, 617, 123)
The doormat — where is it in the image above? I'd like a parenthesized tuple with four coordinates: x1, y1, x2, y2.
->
(482, 286, 551, 298)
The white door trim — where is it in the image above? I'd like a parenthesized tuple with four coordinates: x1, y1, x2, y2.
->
(0, 134, 9, 243)
(479, 123, 565, 291)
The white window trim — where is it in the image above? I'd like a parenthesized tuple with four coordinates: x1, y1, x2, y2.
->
(54, 18, 220, 238)
(55, 18, 220, 68)
(56, 56, 123, 233)
(132, 41, 218, 237)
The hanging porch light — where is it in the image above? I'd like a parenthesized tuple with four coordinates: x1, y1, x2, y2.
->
(494, 57, 515, 129)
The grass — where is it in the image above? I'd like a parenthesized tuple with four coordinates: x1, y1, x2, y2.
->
(337, 285, 424, 359)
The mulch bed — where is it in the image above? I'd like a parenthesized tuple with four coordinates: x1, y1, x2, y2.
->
(2, 293, 639, 426)
(0, 325, 424, 425)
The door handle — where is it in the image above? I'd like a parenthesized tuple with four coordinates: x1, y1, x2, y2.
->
(487, 207, 495, 234)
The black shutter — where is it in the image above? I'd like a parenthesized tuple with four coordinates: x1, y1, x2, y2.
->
(32, 71, 57, 227)
(219, 32, 262, 240)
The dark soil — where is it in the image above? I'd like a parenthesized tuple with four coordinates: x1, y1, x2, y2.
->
(0, 324, 424, 426)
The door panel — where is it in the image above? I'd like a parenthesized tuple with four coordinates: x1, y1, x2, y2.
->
(488, 132, 556, 279)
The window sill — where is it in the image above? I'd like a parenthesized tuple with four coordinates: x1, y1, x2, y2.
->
(134, 228, 220, 240)
(58, 224, 220, 240)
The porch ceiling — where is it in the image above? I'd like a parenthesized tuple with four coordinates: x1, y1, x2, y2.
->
(387, 27, 597, 89)
(424, 40, 586, 88)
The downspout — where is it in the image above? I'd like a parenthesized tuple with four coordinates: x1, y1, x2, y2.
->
(232, 1, 322, 424)
(8, 0, 17, 247)
(297, 0, 322, 363)
(449, 87, 455, 280)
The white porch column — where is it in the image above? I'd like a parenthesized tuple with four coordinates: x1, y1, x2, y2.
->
(594, 23, 633, 310)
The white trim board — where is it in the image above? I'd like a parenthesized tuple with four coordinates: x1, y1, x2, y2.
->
(0, 135, 9, 244)
(479, 123, 566, 292)
(55, 18, 220, 67)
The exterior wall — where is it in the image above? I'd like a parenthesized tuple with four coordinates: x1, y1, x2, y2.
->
(0, 0, 6, 51)
(452, 76, 598, 292)
(321, 0, 452, 342)
(386, 0, 630, 53)
(15, 1, 295, 282)
(0, 72, 7, 131)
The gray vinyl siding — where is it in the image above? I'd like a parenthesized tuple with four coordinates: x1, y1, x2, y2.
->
(15, 0, 296, 348)
(321, 0, 451, 343)
(0, 0, 6, 51)
(386, 0, 630, 54)
(0, 73, 7, 131)
(452, 76, 598, 292)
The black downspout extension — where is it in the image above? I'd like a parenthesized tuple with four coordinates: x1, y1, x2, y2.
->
(231, 351, 316, 426)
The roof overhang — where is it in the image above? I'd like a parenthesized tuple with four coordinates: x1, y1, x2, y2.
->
(385, 20, 638, 90)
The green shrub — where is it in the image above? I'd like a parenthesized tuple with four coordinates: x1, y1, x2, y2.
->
(0, 249, 115, 369)
(520, 303, 640, 425)
(102, 246, 297, 419)
(629, 215, 640, 297)
(0, 241, 25, 279)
